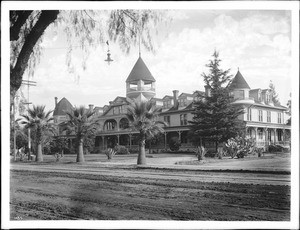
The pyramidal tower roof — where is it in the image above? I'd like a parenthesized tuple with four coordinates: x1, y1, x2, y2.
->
(228, 70, 250, 89)
(126, 57, 155, 83)
(53, 97, 74, 116)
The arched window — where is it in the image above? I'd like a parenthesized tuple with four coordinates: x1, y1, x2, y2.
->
(104, 119, 117, 131)
(119, 118, 129, 130)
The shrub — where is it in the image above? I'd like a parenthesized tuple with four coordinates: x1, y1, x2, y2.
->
(205, 149, 216, 158)
(114, 145, 130, 155)
(128, 147, 139, 153)
(224, 136, 256, 158)
(196, 146, 207, 161)
(104, 148, 117, 160)
(256, 147, 264, 157)
(169, 137, 181, 151)
(268, 144, 286, 153)
(53, 152, 64, 162)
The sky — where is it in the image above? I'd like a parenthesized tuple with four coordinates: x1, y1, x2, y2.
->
(18, 9, 292, 112)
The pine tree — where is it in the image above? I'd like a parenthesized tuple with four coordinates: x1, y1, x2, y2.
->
(269, 80, 280, 105)
(190, 51, 246, 152)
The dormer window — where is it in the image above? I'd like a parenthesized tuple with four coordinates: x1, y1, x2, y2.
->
(265, 93, 269, 103)
(258, 91, 261, 101)
(179, 98, 187, 107)
(163, 100, 172, 108)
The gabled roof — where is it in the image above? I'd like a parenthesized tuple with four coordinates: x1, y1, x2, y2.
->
(193, 90, 205, 96)
(126, 57, 155, 83)
(228, 70, 250, 89)
(250, 88, 261, 92)
(53, 97, 73, 116)
(151, 97, 164, 102)
(163, 95, 173, 100)
(113, 96, 127, 104)
(179, 93, 194, 98)
(261, 89, 270, 93)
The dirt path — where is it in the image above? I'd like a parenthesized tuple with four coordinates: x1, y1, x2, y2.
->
(10, 166, 290, 221)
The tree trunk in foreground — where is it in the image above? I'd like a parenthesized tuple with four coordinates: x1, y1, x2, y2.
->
(36, 144, 43, 162)
(137, 137, 146, 165)
(77, 139, 85, 163)
(10, 10, 59, 109)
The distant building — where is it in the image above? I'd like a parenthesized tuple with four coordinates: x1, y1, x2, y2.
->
(53, 55, 291, 152)
(228, 70, 291, 149)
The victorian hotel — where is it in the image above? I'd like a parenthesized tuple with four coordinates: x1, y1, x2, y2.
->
(53, 55, 291, 152)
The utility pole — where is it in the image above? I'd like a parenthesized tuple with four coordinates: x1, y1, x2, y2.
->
(21, 79, 36, 160)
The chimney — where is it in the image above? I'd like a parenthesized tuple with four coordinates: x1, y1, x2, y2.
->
(173, 90, 179, 108)
(89, 104, 94, 111)
(54, 97, 58, 107)
(204, 85, 211, 97)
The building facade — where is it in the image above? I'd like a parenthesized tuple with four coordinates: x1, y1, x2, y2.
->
(53, 56, 291, 152)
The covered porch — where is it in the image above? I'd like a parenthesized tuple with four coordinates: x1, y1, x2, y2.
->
(246, 124, 291, 150)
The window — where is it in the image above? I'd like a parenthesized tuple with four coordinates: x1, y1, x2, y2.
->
(119, 118, 129, 129)
(163, 100, 172, 108)
(258, 92, 261, 101)
(247, 108, 252, 121)
(278, 113, 282, 124)
(234, 90, 244, 99)
(266, 93, 270, 104)
(113, 107, 119, 115)
(179, 98, 187, 107)
(180, 114, 188, 125)
(105, 120, 116, 130)
(164, 116, 170, 125)
(258, 110, 263, 122)
(267, 111, 271, 122)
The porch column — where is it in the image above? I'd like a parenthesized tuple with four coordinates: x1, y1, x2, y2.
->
(282, 129, 285, 143)
(117, 135, 120, 144)
(102, 136, 105, 150)
(177, 131, 182, 142)
(254, 127, 258, 144)
(264, 128, 268, 149)
(273, 128, 277, 144)
(164, 132, 167, 149)
(129, 134, 132, 149)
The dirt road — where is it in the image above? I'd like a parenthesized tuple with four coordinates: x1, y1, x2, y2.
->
(10, 164, 290, 221)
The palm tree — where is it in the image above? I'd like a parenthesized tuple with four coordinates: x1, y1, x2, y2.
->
(60, 106, 100, 163)
(19, 105, 54, 162)
(126, 100, 166, 165)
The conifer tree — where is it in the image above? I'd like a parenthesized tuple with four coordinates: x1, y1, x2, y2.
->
(190, 51, 246, 152)
(269, 80, 280, 105)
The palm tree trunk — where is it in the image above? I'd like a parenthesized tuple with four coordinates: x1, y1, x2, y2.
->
(77, 138, 85, 162)
(36, 143, 43, 162)
(137, 135, 146, 165)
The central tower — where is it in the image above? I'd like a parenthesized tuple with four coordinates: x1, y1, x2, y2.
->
(126, 56, 156, 102)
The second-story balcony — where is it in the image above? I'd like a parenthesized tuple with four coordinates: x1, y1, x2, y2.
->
(127, 86, 155, 93)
